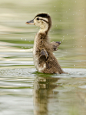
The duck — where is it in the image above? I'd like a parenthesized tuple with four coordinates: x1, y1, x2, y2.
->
(26, 13, 64, 74)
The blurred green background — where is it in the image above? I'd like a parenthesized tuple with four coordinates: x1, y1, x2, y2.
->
(0, 0, 86, 68)
(0, 1, 86, 115)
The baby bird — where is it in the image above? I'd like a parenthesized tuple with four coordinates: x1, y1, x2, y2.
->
(26, 13, 64, 74)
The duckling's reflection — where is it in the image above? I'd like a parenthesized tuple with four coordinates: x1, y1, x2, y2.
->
(33, 74, 60, 115)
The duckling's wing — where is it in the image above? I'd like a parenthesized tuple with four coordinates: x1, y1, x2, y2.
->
(51, 41, 61, 51)
(40, 49, 48, 59)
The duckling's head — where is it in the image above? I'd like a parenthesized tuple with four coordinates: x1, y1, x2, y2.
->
(26, 13, 52, 33)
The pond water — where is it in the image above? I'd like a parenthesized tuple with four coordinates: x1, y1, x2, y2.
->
(0, 67, 86, 115)
(0, 0, 86, 115)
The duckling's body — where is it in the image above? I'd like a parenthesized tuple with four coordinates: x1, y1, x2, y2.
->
(26, 13, 64, 74)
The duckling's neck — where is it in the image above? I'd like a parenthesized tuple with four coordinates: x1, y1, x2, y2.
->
(39, 24, 49, 34)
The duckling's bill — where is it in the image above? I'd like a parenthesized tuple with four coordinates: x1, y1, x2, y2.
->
(26, 19, 34, 25)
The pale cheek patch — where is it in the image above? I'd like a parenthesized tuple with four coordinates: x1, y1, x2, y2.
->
(39, 23, 48, 33)
(34, 19, 41, 27)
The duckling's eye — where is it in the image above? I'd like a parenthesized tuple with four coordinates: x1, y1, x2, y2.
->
(37, 18, 39, 20)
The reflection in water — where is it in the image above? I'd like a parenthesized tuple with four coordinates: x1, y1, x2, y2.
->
(33, 73, 86, 115)
(33, 74, 59, 115)
(0, 68, 86, 115)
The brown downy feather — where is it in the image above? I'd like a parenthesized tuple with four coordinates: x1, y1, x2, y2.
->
(26, 13, 65, 74)
(34, 32, 64, 74)
(50, 41, 61, 51)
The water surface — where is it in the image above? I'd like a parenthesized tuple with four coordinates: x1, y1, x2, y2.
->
(0, 67, 86, 115)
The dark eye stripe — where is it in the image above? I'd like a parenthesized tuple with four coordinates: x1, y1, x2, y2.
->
(36, 17, 49, 23)
(40, 19, 48, 23)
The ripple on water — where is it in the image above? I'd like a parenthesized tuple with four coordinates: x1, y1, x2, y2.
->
(0, 68, 86, 78)
(0, 67, 86, 115)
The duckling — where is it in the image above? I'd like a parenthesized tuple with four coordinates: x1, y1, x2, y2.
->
(26, 13, 64, 74)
